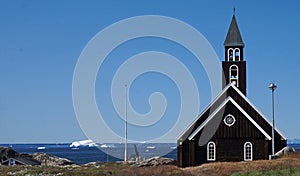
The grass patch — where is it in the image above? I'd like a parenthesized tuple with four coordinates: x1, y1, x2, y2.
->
(1, 152, 300, 176)
(231, 167, 300, 176)
(0, 164, 189, 176)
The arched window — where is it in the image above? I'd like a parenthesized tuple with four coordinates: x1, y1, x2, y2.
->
(234, 48, 240, 61)
(229, 65, 239, 86)
(228, 48, 234, 61)
(244, 142, 253, 161)
(207, 141, 216, 161)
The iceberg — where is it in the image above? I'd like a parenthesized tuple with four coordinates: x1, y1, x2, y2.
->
(37, 146, 46, 150)
(70, 139, 97, 148)
(146, 146, 156, 149)
(100, 144, 116, 148)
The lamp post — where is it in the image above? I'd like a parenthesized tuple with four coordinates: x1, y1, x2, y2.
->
(124, 84, 128, 163)
(269, 83, 277, 158)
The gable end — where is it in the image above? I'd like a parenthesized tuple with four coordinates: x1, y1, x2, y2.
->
(188, 97, 271, 140)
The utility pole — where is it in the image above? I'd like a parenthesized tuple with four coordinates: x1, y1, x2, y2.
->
(124, 84, 128, 163)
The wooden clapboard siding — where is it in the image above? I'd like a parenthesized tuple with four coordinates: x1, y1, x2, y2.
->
(177, 14, 286, 168)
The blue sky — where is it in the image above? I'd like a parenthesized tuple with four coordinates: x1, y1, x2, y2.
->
(0, 1, 300, 143)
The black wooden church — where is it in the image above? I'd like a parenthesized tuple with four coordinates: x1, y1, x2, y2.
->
(177, 15, 286, 167)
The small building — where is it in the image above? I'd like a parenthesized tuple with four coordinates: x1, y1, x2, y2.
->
(1, 156, 41, 166)
(177, 14, 287, 167)
(0, 147, 41, 166)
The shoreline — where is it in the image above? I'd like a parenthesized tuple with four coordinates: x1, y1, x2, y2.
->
(1, 152, 300, 176)
(0, 143, 178, 165)
(1, 144, 300, 166)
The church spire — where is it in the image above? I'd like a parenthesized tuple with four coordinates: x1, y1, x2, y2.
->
(224, 14, 244, 47)
(222, 13, 247, 95)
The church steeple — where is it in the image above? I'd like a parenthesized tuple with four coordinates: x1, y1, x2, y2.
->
(222, 14, 247, 95)
(224, 15, 244, 47)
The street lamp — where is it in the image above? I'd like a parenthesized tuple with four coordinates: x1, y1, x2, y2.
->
(269, 83, 277, 158)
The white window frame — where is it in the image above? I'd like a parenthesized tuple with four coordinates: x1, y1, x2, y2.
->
(229, 65, 239, 87)
(244, 142, 253, 161)
(207, 141, 216, 161)
(227, 48, 234, 61)
(228, 48, 241, 61)
(234, 48, 240, 61)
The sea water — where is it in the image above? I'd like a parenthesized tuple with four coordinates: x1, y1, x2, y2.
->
(0, 143, 177, 164)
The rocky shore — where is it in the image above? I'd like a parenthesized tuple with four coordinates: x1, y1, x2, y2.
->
(0, 147, 75, 166)
(1, 146, 176, 167)
(0, 152, 300, 176)
(1, 146, 299, 176)
(31, 153, 74, 166)
(1, 146, 297, 167)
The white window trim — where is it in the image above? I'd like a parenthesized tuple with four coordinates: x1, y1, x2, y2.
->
(234, 48, 240, 61)
(207, 141, 216, 161)
(227, 48, 234, 61)
(227, 48, 240, 61)
(244, 142, 253, 161)
(229, 65, 239, 87)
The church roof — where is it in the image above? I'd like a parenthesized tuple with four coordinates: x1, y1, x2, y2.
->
(224, 15, 244, 47)
(177, 83, 286, 142)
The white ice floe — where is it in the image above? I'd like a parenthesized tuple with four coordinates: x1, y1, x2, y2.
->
(146, 146, 156, 149)
(70, 139, 97, 148)
(37, 146, 46, 150)
(100, 144, 116, 148)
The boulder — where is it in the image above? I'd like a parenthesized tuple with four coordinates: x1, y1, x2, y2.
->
(31, 152, 74, 166)
(134, 156, 176, 167)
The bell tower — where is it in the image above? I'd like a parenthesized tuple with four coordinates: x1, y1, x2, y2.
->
(222, 14, 247, 95)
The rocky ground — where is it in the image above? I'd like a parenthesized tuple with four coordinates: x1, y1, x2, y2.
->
(1, 146, 300, 176)
(31, 153, 74, 166)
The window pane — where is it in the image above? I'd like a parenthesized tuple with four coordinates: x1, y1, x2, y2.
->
(244, 142, 252, 161)
(207, 142, 215, 161)
(228, 49, 234, 61)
